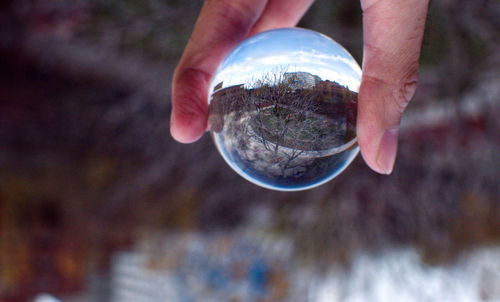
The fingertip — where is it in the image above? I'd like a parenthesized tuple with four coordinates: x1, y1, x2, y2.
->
(358, 125, 399, 175)
(357, 109, 399, 175)
(357, 74, 404, 175)
(171, 66, 211, 144)
(170, 111, 207, 144)
(357, 126, 382, 175)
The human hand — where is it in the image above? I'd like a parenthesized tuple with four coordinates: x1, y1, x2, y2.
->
(170, 0, 429, 175)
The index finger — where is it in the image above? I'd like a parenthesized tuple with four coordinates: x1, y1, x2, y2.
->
(171, 0, 268, 143)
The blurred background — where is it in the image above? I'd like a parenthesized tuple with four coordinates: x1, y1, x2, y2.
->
(0, 0, 499, 301)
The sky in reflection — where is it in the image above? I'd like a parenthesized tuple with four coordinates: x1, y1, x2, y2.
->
(210, 28, 362, 92)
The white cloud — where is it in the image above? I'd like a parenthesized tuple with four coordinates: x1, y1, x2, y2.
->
(210, 50, 361, 93)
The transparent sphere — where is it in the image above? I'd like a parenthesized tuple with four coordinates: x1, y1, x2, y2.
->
(208, 28, 361, 191)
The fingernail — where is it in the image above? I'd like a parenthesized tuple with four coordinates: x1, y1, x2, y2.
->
(376, 128, 399, 174)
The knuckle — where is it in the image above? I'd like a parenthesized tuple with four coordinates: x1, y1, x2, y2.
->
(363, 65, 419, 116)
(389, 83, 415, 116)
(393, 64, 419, 113)
(209, 0, 260, 40)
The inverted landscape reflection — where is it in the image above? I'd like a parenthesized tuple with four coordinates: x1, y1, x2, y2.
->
(209, 28, 361, 191)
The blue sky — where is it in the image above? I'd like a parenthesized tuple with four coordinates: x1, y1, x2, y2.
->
(210, 28, 362, 94)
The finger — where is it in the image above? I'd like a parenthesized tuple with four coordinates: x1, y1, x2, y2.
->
(249, 0, 315, 35)
(171, 0, 268, 143)
(357, 0, 429, 174)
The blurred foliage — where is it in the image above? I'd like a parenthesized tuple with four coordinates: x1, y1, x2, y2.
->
(75, 0, 202, 60)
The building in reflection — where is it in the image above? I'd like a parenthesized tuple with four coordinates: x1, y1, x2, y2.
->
(209, 72, 357, 136)
(283, 72, 321, 90)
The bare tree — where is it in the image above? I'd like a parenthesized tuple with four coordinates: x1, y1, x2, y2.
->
(208, 68, 359, 178)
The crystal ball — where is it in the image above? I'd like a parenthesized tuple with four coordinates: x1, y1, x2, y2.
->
(208, 28, 361, 191)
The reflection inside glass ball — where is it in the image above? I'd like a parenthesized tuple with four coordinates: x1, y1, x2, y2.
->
(208, 28, 361, 191)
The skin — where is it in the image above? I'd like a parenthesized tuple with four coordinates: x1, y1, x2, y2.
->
(170, 0, 429, 175)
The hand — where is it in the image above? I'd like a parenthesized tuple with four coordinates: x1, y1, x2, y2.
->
(170, 0, 429, 175)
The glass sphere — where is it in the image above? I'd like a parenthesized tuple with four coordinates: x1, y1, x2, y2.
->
(208, 28, 361, 191)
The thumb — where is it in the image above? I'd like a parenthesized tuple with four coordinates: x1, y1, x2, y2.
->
(357, 0, 429, 174)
